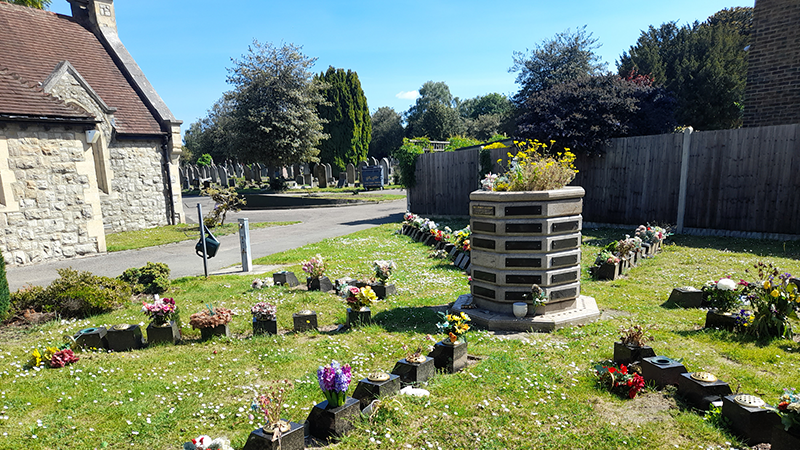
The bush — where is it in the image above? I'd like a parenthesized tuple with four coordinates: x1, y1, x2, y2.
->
(269, 177, 287, 192)
(118, 262, 171, 295)
(201, 186, 246, 227)
(11, 268, 131, 318)
(0, 252, 9, 320)
(392, 137, 427, 188)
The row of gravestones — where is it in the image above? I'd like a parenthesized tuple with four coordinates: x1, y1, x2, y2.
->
(180, 157, 396, 190)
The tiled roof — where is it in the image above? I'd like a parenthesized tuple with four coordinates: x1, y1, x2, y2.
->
(0, 2, 164, 134)
(0, 68, 95, 121)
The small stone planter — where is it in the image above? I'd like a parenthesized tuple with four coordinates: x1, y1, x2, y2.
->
(391, 356, 434, 385)
(73, 327, 108, 350)
(668, 287, 705, 308)
(272, 271, 299, 287)
(242, 421, 305, 450)
(307, 276, 334, 292)
(354, 281, 396, 299)
(771, 424, 800, 450)
(306, 396, 360, 442)
(613, 342, 656, 365)
(346, 307, 371, 327)
(721, 394, 780, 446)
(352, 374, 401, 409)
(640, 356, 687, 388)
(704, 310, 738, 331)
(146, 321, 180, 345)
(677, 372, 732, 410)
(428, 340, 467, 373)
(252, 318, 278, 336)
(106, 324, 144, 352)
(200, 324, 231, 340)
(292, 311, 318, 332)
(592, 262, 620, 280)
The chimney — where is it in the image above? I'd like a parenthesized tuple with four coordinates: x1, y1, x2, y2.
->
(67, 0, 117, 35)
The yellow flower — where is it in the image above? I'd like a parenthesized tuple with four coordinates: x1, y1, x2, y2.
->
(771, 289, 780, 298)
(763, 280, 771, 289)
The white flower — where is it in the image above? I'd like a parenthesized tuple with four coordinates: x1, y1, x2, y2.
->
(716, 278, 737, 291)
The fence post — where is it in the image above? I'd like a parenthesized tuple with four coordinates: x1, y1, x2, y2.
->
(676, 127, 694, 233)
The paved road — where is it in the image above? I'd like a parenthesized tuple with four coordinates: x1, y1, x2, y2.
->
(6, 195, 407, 291)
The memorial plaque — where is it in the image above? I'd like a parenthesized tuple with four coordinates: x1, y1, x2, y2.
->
(473, 270, 497, 283)
(551, 221, 579, 233)
(472, 221, 496, 233)
(472, 238, 496, 250)
(505, 258, 542, 268)
(472, 205, 495, 216)
(505, 291, 532, 301)
(506, 223, 542, 233)
(505, 205, 542, 216)
(551, 237, 579, 250)
(473, 286, 496, 299)
(552, 254, 579, 267)
(551, 287, 578, 300)
(506, 275, 542, 284)
(505, 240, 542, 251)
(551, 271, 578, 284)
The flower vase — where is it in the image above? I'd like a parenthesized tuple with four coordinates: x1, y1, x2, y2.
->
(346, 307, 371, 327)
(704, 309, 737, 331)
(242, 420, 305, 450)
(200, 324, 230, 340)
(146, 320, 180, 345)
(613, 341, 656, 365)
(593, 261, 619, 280)
(306, 396, 360, 442)
(429, 339, 468, 373)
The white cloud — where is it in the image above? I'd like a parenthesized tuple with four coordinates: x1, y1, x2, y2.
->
(395, 90, 420, 100)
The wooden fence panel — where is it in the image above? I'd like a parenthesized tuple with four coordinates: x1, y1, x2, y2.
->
(408, 149, 478, 216)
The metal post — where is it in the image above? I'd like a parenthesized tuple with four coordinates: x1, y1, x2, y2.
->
(239, 218, 252, 272)
(676, 127, 694, 234)
(197, 203, 208, 278)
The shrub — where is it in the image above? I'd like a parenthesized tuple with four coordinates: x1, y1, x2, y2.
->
(0, 252, 9, 320)
(269, 177, 287, 192)
(201, 186, 246, 227)
(118, 262, 171, 295)
(12, 268, 131, 318)
(392, 137, 427, 188)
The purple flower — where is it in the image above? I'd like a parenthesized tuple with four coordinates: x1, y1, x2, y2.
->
(317, 360, 351, 394)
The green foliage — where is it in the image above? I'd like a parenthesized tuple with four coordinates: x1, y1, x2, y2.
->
(225, 41, 327, 165)
(515, 74, 676, 153)
(196, 153, 213, 167)
(510, 26, 606, 102)
(617, 7, 752, 130)
(201, 186, 246, 227)
(405, 81, 463, 140)
(11, 268, 130, 318)
(369, 107, 405, 160)
(443, 135, 481, 152)
(7, 0, 51, 8)
(118, 262, 171, 295)
(315, 67, 371, 171)
(392, 137, 427, 188)
(0, 251, 9, 320)
(183, 98, 234, 164)
(269, 176, 287, 192)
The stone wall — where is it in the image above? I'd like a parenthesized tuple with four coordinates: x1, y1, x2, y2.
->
(0, 124, 105, 265)
(743, 0, 800, 127)
(102, 138, 169, 233)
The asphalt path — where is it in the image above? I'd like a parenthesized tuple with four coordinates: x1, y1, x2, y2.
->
(6, 194, 408, 291)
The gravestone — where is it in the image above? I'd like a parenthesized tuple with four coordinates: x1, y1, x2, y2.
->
(244, 165, 253, 181)
(182, 175, 190, 190)
(358, 161, 368, 183)
(303, 173, 313, 187)
(380, 158, 390, 184)
(281, 166, 289, 179)
(236, 163, 245, 178)
(370, 157, 378, 166)
(302, 163, 311, 175)
(292, 164, 301, 178)
(253, 164, 262, 182)
(296, 174, 304, 186)
(261, 165, 269, 179)
(218, 166, 228, 187)
(324, 164, 333, 184)
(346, 163, 355, 185)
(337, 172, 346, 188)
(315, 164, 328, 188)
(286, 165, 294, 179)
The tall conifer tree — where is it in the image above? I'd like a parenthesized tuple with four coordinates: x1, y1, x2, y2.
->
(315, 67, 371, 170)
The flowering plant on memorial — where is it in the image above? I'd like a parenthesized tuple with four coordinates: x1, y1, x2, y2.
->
(615, 235, 642, 257)
(618, 324, 655, 348)
(436, 311, 471, 343)
(594, 363, 645, 399)
(452, 226, 471, 253)
(250, 379, 294, 433)
(302, 254, 326, 278)
(339, 284, 377, 310)
(742, 262, 799, 339)
(403, 212, 419, 226)
(480, 139, 577, 191)
(594, 249, 620, 266)
(25, 342, 79, 369)
(317, 360, 352, 408)
(402, 334, 436, 363)
(775, 387, 800, 431)
(251, 301, 277, 321)
(142, 296, 178, 325)
(529, 284, 548, 307)
(634, 224, 670, 243)
(189, 304, 232, 329)
(373, 260, 396, 284)
(701, 276, 746, 313)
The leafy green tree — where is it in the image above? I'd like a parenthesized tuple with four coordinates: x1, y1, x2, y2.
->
(315, 67, 371, 170)
(405, 81, 463, 140)
(0, 251, 9, 320)
(458, 93, 512, 119)
(8, 0, 51, 8)
(183, 98, 234, 164)
(515, 74, 676, 154)
(369, 107, 405, 159)
(617, 7, 751, 129)
(510, 26, 606, 102)
(225, 41, 327, 165)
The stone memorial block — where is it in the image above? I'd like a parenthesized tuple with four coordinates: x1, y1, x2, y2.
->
(307, 397, 360, 442)
(369, 157, 378, 166)
(358, 160, 368, 182)
(721, 394, 780, 445)
(668, 287, 705, 308)
(352, 374, 401, 409)
(324, 163, 332, 183)
(337, 172, 346, 188)
(244, 165, 253, 181)
(285, 164, 293, 179)
(303, 173, 313, 186)
(218, 166, 228, 187)
(346, 163, 356, 185)
(380, 158, 390, 183)
(253, 164, 262, 182)
(315, 164, 328, 188)
(677, 372, 732, 410)
(296, 174, 305, 186)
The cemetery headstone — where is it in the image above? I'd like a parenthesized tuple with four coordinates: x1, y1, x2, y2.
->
(324, 164, 332, 183)
(295, 174, 304, 186)
(244, 165, 253, 181)
(218, 166, 228, 187)
(315, 164, 328, 188)
(337, 172, 346, 188)
(303, 173, 313, 187)
(346, 163, 355, 185)
(380, 158, 390, 184)
(253, 164, 262, 182)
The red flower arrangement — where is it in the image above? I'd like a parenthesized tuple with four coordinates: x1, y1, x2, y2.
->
(595, 363, 646, 399)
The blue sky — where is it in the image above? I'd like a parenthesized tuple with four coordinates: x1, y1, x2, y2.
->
(50, 0, 752, 131)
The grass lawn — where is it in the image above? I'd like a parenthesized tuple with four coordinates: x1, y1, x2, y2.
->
(105, 221, 300, 252)
(1, 223, 798, 449)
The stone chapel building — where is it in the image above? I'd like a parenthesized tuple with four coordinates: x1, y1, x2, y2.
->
(0, 0, 184, 266)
